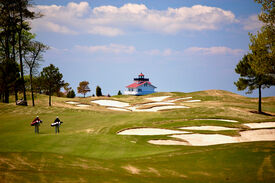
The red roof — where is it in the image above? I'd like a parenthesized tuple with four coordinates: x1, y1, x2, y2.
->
(139, 73, 144, 77)
(126, 81, 155, 88)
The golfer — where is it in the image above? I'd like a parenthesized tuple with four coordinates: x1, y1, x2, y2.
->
(53, 116, 62, 134)
(31, 116, 42, 134)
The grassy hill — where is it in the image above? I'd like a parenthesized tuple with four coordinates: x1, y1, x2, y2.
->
(0, 90, 275, 182)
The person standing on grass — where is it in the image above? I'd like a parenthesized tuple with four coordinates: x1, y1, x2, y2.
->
(31, 116, 42, 134)
(53, 116, 63, 134)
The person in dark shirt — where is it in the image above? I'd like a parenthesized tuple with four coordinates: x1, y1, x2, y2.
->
(54, 116, 62, 134)
(31, 116, 42, 134)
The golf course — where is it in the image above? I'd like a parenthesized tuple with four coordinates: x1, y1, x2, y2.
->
(0, 90, 275, 182)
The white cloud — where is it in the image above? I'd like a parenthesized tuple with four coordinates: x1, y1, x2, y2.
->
(31, 2, 238, 36)
(87, 26, 124, 36)
(144, 48, 179, 56)
(242, 14, 263, 31)
(32, 21, 77, 35)
(184, 46, 244, 55)
(75, 44, 136, 54)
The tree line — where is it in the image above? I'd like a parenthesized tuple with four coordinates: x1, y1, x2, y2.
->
(0, 0, 66, 106)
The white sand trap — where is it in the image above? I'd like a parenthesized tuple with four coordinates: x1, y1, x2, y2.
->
(129, 105, 189, 112)
(179, 126, 238, 131)
(91, 100, 130, 108)
(183, 100, 201, 102)
(148, 139, 189, 145)
(139, 102, 175, 106)
(240, 129, 275, 141)
(76, 104, 90, 107)
(166, 97, 192, 103)
(243, 122, 275, 129)
(118, 128, 191, 136)
(107, 107, 130, 112)
(66, 101, 80, 104)
(171, 133, 238, 146)
(195, 119, 238, 123)
(163, 129, 275, 146)
(146, 96, 171, 102)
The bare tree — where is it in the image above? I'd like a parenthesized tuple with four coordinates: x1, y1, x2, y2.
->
(24, 41, 48, 106)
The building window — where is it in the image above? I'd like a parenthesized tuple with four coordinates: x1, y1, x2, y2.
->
(138, 89, 142, 92)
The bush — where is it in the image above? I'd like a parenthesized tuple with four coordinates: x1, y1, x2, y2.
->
(117, 90, 122, 95)
(67, 90, 76, 98)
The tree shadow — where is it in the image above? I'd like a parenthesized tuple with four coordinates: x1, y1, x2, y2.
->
(250, 111, 274, 116)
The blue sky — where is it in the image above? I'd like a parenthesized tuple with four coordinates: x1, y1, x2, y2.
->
(31, 0, 274, 97)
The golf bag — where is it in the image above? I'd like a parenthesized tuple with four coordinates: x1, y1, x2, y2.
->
(51, 121, 63, 127)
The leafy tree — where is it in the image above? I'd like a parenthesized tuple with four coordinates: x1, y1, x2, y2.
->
(77, 81, 90, 98)
(235, 54, 274, 113)
(117, 90, 122, 95)
(23, 41, 48, 106)
(63, 82, 71, 95)
(67, 90, 76, 98)
(96, 86, 102, 97)
(40, 64, 64, 106)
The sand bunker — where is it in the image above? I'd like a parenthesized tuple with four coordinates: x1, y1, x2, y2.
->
(166, 97, 192, 103)
(195, 119, 238, 123)
(243, 122, 275, 129)
(150, 129, 275, 146)
(118, 128, 191, 136)
(107, 107, 130, 112)
(240, 129, 275, 141)
(66, 101, 80, 104)
(179, 126, 238, 131)
(91, 100, 130, 107)
(140, 102, 175, 106)
(148, 139, 189, 145)
(146, 96, 171, 102)
(76, 104, 90, 107)
(91, 96, 193, 112)
(129, 105, 189, 112)
(183, 100, 201, 102)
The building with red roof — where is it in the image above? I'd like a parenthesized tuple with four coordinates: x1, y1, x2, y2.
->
(124, 73, 156, 95)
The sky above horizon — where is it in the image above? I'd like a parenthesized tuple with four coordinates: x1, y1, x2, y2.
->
(31, 0, 275, 97)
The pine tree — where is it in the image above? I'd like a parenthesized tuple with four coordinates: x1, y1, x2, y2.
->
(235, 54, 273, 113)
(96, 86, 102, 97)
(40, 64, 64, 106)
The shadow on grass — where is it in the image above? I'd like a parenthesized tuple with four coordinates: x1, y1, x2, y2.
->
(250, 111, 274, 116)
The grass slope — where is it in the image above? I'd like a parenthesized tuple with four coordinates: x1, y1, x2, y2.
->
(0, 90, 275, 182)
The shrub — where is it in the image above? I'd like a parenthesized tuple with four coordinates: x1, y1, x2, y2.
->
(67, 90, 76, 98)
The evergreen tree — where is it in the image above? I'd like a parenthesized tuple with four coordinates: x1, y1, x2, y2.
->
(117, 90, 122, 95)
(67, 90, 75, 98)
(0, 0, 42, 105)
(235, 54, 273, 113)
(249, 0, 274, 75)
(235, 0, 275, 114)
(96, 86, 102, 97)
(40, 64, 64, 106)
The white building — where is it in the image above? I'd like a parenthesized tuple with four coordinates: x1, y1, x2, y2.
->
(124, 73, 156, 95)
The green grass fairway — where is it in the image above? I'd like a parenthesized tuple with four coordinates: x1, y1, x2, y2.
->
(0, 90, 275, 182)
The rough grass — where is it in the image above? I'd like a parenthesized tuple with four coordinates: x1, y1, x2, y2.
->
(0, 90, 275, 182)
